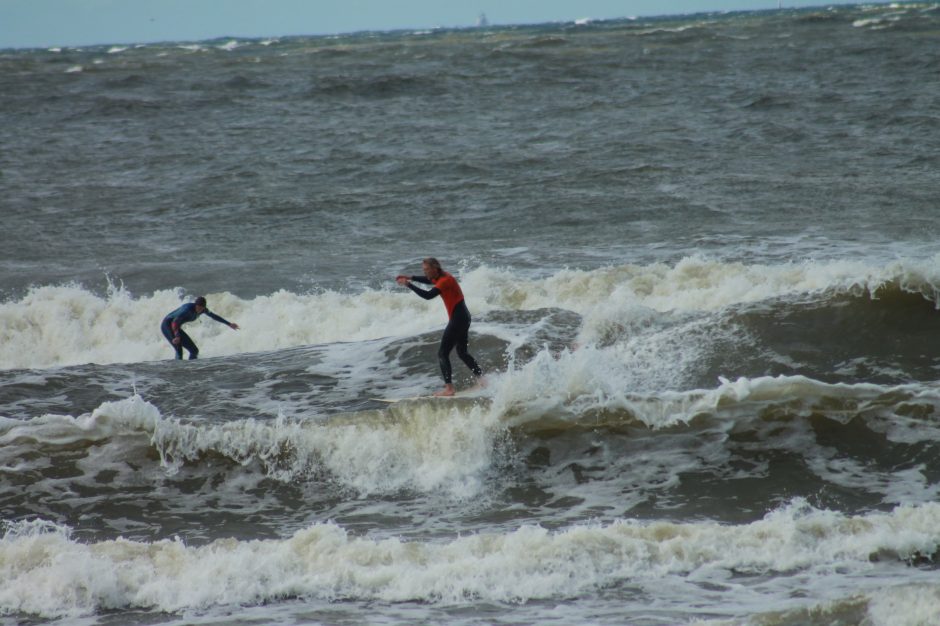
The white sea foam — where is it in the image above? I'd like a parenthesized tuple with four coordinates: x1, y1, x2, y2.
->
(474, 254, 940, 312)
(3, 501, 940, 619)
(852, 16, 901, 29)
(867, 584, 940, 626)
(0, 395, 501, 498)
(0, 395, 160, 448)
(486, 350, 940, 518)
(7, 371, 940, 498)
(0, 283, 450, 370)
(157, 371, 940, 507)
(466, 254, 940, 347)
(492, 334, 940, 420)
(151, 404, 499, 497)
(3, 256, 940, 371)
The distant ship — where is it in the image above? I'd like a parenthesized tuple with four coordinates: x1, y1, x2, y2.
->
(476, 12, 489, 27)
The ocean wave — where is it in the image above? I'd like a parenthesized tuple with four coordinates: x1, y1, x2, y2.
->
(101, 73, 150, 89)
(0, 282, 450, 370)
(3, 500, 939, 618)
(0, 395, 503, 498)
(3, 256, 940, 371)
(80, 95, 166, 116)
(492, 361, 940, 437)
(697, 582, 940, 626)
(6, 372, 940, 495)
(308, 73, 443, 99)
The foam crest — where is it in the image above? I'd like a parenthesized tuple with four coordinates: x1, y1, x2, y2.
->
(5, 255, 940, 371)
(867, 584, 940, 626)
(704, 375, 940, 443)
(468, 255, 877, 313)
(4, 501, 940, 618)
(488, 344, 709, 426)
(0, 283, 449, 370)
(0, 284, 191, 370)
(150, 401, 501, 497)
(0, 395, 160, 446)
(465, 254, 940, 344)
(489, 347, 789, 428)
(490, 355, 940, 438)
(2, 395, 502, 497)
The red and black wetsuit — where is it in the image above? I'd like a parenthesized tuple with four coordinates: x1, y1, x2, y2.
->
(407, 272, 483, 384)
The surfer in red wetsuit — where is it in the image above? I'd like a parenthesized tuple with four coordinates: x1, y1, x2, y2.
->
(397, 258, 484, 396)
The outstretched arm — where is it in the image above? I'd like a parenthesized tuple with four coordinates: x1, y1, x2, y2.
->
(407, 283, 440, 300)
(396, 275, 439, 300)
(205, 310, 240, 330)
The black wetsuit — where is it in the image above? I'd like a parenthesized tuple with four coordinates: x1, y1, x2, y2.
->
(160, 303, 232, 360)
(408, 275, 483, 384)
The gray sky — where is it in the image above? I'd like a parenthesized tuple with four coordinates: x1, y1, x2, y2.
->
(2, 0, 859, 49)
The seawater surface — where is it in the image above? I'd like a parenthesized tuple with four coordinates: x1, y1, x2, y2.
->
(2, 4, 940, 625)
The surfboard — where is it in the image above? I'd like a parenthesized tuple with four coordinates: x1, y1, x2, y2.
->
(374, 394, 463, 404)
(373, 390, 484, 403)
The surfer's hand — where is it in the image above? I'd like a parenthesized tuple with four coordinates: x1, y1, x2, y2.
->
(396, 275, 409, 286)
(230, 323, 240, 330)
(172, 336, 181, 345)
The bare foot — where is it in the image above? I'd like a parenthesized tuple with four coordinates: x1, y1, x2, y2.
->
(434, 384, 456, 397)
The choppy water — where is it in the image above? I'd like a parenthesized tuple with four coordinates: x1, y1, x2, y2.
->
(2, 3, 940, 625)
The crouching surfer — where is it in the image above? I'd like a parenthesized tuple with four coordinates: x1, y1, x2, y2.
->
(160, 296, 239, 360)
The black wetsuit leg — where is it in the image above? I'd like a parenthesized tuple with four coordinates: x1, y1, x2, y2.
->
(179, 331, 199, 360)
(438, 302, 482, 384)
(161, 319, 198, 359)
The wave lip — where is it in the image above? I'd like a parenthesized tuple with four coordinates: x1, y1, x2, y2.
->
(2, 395, 502, 498)
(3, 500, 940, 618)
(6, 256, 940, 371)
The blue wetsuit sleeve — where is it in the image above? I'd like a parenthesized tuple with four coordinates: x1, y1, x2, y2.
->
(204, 309, 232, 326)
(407, 283, 440, 300)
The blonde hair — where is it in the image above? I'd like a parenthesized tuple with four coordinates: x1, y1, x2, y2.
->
(423, 257, 443, 274)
